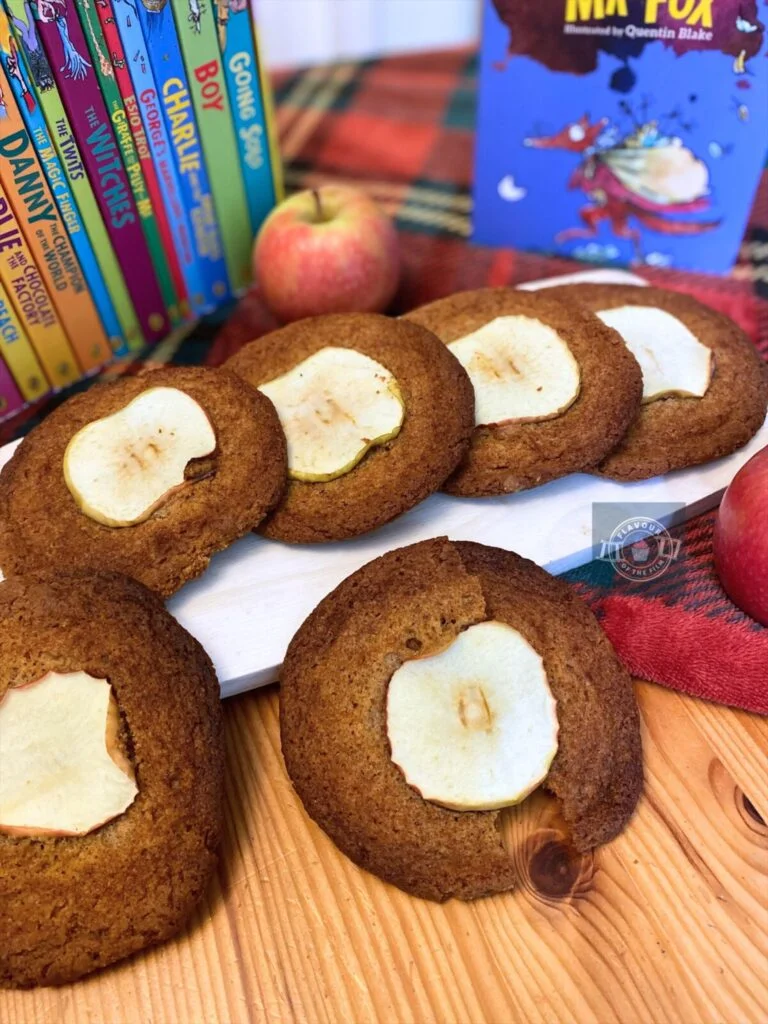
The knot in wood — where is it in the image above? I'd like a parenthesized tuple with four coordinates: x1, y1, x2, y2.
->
(527, 837, 594, 901)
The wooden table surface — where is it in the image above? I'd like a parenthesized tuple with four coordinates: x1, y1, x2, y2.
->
(1, 679, 766, 1024)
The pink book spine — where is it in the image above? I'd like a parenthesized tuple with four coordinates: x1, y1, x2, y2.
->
(0, 353, 24, 423)
(34, 1, 169, 343)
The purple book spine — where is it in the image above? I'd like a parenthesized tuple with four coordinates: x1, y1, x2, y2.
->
(0, 354, 24, 423)
(33, 1, 168, 342)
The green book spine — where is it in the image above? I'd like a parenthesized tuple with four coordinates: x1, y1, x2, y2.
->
(171, 0, 252, 293)
(77, 0, 180, 322)
(4, 0, 142, 352)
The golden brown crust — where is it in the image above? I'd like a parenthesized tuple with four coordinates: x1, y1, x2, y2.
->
(546, 284, 768, 481)
(279, 538, 642, 902)
(0, 366, 287, 597)
(404, 288, 643, 495)
(0, 571, 224, 988)
(225, 313, 475, 542)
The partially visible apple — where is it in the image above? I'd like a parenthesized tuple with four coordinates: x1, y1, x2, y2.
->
(713, 444, 768, 626)
(253, 185, 400, 322)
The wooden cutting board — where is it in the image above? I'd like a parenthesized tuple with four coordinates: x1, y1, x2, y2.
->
(1, 268, 766, 699)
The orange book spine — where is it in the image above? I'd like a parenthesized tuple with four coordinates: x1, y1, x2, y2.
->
(0, 60, 111, 374)
(0, 179, 78, 389)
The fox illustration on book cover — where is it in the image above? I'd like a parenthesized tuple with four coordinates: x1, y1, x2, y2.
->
(473, 0, 767, 273)
(522, 112, 720, 259)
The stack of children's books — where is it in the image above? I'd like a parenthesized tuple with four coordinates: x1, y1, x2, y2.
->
(0, 0, 281, 423)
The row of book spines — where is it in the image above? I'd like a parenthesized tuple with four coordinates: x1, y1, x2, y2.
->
(1, 0, 149, 359)
(76, 0, 180, 325)
(0, 13, 116, 399)
(108, 0, 281, 307)
(0, 0, 282, 413)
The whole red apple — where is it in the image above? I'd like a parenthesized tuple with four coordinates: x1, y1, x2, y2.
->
(253, 185, 400, 322)
(713, 444, 768, 626)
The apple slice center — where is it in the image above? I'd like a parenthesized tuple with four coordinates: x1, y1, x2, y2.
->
(458, 684, 493, 732)
(63, 387, 216, 528)
(0, 671, 138, 837)
(596, 305, 712, 403)
(386, 620, 559, 812)
(447, 316, 581, 427)
(259, 346, 404, 482)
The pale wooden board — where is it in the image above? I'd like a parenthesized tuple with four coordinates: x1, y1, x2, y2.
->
(1, 681, 765, 1024)
(1, 267, 766, 698)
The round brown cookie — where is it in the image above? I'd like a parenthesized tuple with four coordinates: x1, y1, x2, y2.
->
(0, 365, 287, 597)
(546, 284, 768, 480)
(280, 537, 642, 903)
(404, 288, 643, 496)
(225, 313, 474, 542)
(0, 570, 224, 988)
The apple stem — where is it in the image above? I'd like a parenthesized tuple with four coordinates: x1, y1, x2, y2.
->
(312, 188, 324, 223)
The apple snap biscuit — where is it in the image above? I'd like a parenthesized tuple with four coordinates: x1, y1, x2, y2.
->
(545, 284, 768, 481)
(403, 287, 643, 496)
(225, 312, 474, 542)
(280, 537, 643, 902)
(0, 365, 287, 597)
(0, 571, 224, 988)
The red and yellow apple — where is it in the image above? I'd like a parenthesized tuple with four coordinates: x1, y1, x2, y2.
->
(253, 185, 400, 322)
(713, 444, 768, 627)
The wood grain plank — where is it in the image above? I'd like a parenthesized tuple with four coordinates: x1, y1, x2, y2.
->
(1, 681, 766, 1024)
(679, 696, 768, 820)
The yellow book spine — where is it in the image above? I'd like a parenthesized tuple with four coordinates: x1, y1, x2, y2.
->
(0, 276, 48, 401)
(0, 181, 79, 389)
(253, 25, 284, 203)
(0, 61, 111, 375)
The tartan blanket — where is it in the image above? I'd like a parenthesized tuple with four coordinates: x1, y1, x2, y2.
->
(2, 49, 766, 710)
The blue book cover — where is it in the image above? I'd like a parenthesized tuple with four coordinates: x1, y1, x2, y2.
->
(215, 0, 276, 234)
(124, 0, 230, 308)
(473, 0, 768, 274)
(109, 0, 218, 315)
(0, 30, 125, 354)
